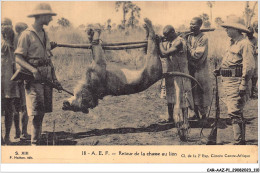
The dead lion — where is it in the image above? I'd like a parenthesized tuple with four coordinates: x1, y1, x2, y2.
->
(62, 18, 199, 114)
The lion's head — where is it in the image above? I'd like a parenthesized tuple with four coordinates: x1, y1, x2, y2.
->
(62, 64, 105, 113)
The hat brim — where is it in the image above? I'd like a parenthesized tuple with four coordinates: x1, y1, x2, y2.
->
(221, 23, 250, 33)
(28, 12, 57, 18)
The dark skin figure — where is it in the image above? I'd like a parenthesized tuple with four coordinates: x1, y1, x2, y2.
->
(187, 18, 205, 119)
(158, 25, 183, 123)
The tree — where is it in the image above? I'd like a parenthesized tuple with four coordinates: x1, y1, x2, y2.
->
(57, 17, 71, 28)
(115, 1, 132, 29)
(127, 3, 141, 28)
(78, 24, 86, 30)
(244, 1, 258, 27)
(106, 19, 112, 31)
(207, 1, 215, 24)
(214, 17, 224, 27)
(200, 13, 211, 28)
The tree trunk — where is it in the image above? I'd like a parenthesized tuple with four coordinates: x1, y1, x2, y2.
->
(131, 10, 134, 29)
(123, 3, 126, 29)
(245, 1, 250, 27)
(249, 1, 258, 27)
(210, 7, 212, 25)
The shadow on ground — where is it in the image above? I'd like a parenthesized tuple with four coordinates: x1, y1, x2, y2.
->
(5, 117, 256, 146)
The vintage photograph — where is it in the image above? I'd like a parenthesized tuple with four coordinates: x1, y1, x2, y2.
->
(1, 0, 258, 166)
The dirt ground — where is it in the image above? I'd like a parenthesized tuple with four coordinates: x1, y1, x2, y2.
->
(1, 62, 258, 146)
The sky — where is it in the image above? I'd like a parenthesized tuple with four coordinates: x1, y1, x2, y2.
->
(1, 1, 258, 29)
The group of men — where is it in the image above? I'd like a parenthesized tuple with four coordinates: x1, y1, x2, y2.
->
(159, 16, 258, 145)
(2, 3, 62, 145)
(1, 2, 258, 146)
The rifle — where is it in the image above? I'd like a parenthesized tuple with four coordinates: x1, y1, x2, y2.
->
(44, 79, 74, 96)
(11, 68, 74, 96)
(206, 63, 220, 145)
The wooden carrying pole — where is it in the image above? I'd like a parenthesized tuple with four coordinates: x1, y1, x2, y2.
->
(57, 41, 147, 50)
(56, 28, 215, 50)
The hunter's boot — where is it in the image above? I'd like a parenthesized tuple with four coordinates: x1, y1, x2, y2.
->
(251, 77, 258, 98)
(31, 124, 40, 146)
(232, 122, 246, 145)
(31, 115, 43, 146)
(168, 103, 174, 123)
(189, 105, 200, 120)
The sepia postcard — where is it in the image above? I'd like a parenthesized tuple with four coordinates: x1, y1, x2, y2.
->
(1, 0, 259, 172)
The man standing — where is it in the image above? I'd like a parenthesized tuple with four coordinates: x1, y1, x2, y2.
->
(217, 17, 255, 145)
(158, 25, 194, 141)
(15, 3, 62, 145)
(186, 17, 211, 120)
(1, 18, 20, 144)
(14, 22, 29, 139)
(247, 25, 258, 99)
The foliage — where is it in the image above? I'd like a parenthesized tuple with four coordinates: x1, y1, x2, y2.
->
(115, 1, 141, 30)
(115, 1, 133, 29)
(106, 19, 112, 31)
(200, 13, 211, 28)
(215, 17, 224, 27)
(127, 3, 141, 28)
(57, 17, 71, 28)
(207, 1, 215, 23)
(243, 1, 258, 27)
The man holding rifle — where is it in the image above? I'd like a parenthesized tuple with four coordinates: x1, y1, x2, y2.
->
(14, 3, 62, 145)
(214, 16, 255, 145)
(186, 17, 212, 120)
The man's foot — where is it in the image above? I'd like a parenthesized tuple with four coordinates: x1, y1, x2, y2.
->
(225, 118, 232, 125)
(158, 118, 174, 124)
(178, 129, 187, 142)
(21, 133, 30, 140)
(251, 87, 258, 99)
(14, 131, 21, 139)
(233, 140, 246, 145)
(189, 114, 200, 121)
(4, 137, 12, 145)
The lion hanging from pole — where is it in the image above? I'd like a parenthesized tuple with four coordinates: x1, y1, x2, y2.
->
(62, 18, 202, 141)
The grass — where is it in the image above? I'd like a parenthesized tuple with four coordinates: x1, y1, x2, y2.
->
(48, 27, 230, 81)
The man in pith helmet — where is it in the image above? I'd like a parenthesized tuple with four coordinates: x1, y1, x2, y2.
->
(15, 3, 62, 145)
(214, 16, 255, 145)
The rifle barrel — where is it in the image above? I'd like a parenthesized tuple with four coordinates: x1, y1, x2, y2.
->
(104, 44, 147, 50)
(62, 88, 74, 96)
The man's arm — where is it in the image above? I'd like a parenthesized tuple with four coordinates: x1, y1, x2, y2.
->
(159, 39, 182, 56)
(239, 41, 255, 93)
(15, 54, 41, 80)
(187, 35, 208, 60)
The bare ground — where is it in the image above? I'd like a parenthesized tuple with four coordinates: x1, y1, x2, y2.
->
(1, 62, 258, 146)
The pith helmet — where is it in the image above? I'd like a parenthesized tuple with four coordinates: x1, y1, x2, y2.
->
(221, 16, 249, 33)
(28, 3, 57, 17)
